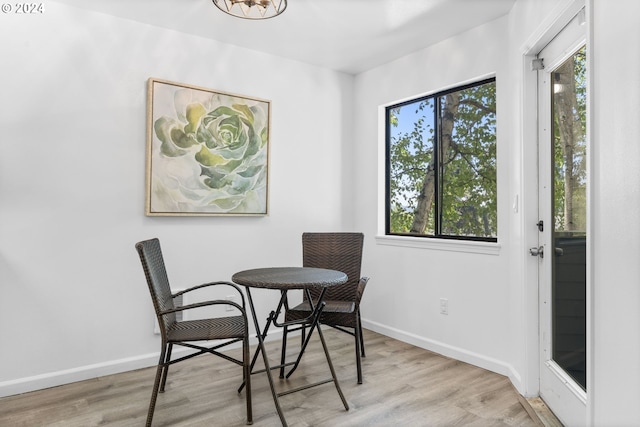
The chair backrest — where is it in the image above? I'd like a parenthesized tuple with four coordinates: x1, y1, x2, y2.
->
(302, 232, 364, 302)
(135, 238, 176, 334)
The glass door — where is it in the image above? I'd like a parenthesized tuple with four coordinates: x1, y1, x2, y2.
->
(536, 10, 587, 426)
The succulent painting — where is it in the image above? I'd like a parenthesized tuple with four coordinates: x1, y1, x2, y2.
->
(148, 81, 269, 215)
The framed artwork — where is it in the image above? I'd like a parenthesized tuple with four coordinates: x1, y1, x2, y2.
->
(146, 78, 270, 216)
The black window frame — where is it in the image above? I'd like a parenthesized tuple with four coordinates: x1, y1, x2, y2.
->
(385, 77, 497, 243)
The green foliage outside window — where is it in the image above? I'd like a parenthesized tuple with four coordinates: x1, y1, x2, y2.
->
(386, 79, 497, 241)
(553, 46, 587, 234)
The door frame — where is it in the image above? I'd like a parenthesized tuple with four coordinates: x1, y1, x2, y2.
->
(519, 0, 592, 423)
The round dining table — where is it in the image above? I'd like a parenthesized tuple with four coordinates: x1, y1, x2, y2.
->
(232, 266, 350, 427)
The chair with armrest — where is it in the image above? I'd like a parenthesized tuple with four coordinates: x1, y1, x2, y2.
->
(135, 238, 252, 427)
(280, 232, 369, 384)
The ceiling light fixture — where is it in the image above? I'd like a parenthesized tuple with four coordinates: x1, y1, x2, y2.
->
(212, 0, 287, 20)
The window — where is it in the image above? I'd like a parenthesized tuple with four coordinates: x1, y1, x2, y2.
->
(385, 78, 497, 242)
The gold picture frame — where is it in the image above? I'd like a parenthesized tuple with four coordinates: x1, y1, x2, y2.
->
(145, 78, 270, 216)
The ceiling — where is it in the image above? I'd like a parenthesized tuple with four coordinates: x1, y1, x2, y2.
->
(53, 0, 516, 75)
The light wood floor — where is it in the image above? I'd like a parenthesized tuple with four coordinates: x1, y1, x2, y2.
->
(0, 329, 538, 426)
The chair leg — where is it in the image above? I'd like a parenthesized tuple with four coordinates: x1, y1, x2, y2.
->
(159, 343, 173, 392)
(358, 313, 366, 357)
(354, 325, 363, 384)
(146, 346, 167, 427)
(279, 325, 288, 379)
(243, 335, 253, 425)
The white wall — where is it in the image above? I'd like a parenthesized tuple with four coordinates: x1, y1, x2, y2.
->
(353, 16, 515, 378)
(0, 2, 354, 395)
(590, 0, 640, 424)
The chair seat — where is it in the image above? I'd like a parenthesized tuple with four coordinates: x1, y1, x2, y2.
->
(288, 300, 355, 314)
(167, 316, 246, 342)
(286, 300, 357, 328)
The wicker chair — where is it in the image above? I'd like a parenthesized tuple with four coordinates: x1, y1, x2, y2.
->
(135, 238, 252, 426)
(280, 232, 369, 384)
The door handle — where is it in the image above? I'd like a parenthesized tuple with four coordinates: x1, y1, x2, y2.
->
(530, 246, 544, 258)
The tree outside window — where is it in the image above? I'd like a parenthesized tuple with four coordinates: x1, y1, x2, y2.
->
(386, 78, 497, 241)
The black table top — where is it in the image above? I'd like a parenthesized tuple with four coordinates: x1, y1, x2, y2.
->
(232, 267, 347, 290)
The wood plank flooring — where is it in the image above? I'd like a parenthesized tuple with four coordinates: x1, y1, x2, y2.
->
(0, 329, 537, 426)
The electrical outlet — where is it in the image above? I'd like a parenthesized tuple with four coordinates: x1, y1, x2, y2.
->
(226, 295, 236, 312)
(440, 298, 448, 315)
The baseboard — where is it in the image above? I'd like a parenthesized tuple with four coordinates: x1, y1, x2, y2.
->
(0, 332, 284, 399)
(0, 352, 160, 398)
(361, 319, 517, 379)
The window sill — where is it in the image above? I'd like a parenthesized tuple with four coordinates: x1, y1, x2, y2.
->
(375, 235, 501, 255)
